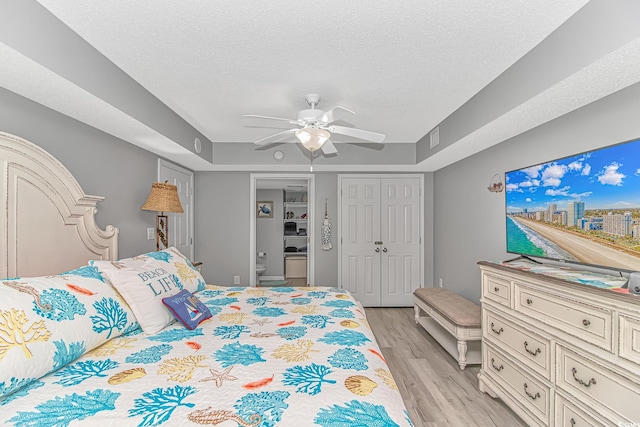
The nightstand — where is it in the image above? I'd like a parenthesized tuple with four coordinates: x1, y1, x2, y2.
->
(191, 261, 203, 273)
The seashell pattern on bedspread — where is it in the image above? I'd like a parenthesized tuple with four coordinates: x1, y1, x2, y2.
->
(0, 286, 413, 427)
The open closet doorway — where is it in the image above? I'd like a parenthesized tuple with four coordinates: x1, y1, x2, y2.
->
(250, 174, 315, 287)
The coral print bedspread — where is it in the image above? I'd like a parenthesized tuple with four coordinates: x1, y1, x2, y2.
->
(0, 285, 412, 426)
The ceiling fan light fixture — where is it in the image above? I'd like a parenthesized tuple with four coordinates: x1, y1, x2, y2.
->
(295, 127, 330, 152)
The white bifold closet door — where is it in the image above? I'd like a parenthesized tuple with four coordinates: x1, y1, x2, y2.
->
(340, 176, 421, 307)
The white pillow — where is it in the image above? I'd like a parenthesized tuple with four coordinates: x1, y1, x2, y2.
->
(92, 256, 181, 335)
(145, 247, 206, 294)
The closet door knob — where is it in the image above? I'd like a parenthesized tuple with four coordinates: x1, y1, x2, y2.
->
(382, 248, 388, 252)
(375, 248, 380, 253)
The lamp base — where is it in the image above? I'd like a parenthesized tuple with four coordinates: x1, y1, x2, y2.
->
(156, 214, 169, 251)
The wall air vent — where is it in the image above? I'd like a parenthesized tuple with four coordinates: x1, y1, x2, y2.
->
(429, 127, 440, 149)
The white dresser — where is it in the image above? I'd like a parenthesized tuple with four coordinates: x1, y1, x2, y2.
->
(478, 261, 640, 426)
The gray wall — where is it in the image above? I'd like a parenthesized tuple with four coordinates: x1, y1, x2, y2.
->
(313, 173, 340, 287)
(195, 170, 431, 291)
(195, 172, 250, 284)
(195, 172, 342, 286)
(0, 87, 168, 258)
(433, 81, 640, 303)
(256, 189, 284, 276)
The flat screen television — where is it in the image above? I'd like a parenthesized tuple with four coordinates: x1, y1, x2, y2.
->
(505, 136, 640, 272)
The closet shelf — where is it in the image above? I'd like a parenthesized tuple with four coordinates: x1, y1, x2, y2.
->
(284, 190, 308, 286)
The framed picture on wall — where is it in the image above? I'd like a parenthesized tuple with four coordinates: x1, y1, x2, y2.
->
(257, 201, 273, 218)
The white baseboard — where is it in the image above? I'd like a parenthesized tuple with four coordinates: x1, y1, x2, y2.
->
(260, 275, 285, 281)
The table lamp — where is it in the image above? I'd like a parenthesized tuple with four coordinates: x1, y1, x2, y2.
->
(141, 182, 184, 251)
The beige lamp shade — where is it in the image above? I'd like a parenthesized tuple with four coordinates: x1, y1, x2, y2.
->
(141, 182, 184, 213)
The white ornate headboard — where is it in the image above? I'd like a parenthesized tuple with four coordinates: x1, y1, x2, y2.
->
(0, 131, 118, 278)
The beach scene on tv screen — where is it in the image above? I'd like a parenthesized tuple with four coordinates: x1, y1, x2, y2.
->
(506, 137, 640, 271)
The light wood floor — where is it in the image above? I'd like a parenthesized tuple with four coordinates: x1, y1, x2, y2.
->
(365, 307, 527, 427)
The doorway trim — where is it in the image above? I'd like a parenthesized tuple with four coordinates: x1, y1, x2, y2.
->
(250, 173, 315, 287)
(158, 159, 195, 260)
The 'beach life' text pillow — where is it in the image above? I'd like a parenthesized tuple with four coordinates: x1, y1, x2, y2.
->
(92, 256, 182, 335)
(145, 247, 206, 294)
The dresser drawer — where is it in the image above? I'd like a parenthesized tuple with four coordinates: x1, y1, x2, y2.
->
(515, 286, 613, 351)
(483, 273, 512, 308)
(557, 346, 640, 423)
(484, 344, 551, 423)
(620, 314, 640, 365)
(554, 394, 612, 427)
(484, 310, 551, 380)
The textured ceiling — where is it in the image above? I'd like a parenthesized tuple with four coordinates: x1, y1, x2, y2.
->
(7, 1, 638, 171)
(33, 1, 586, 141)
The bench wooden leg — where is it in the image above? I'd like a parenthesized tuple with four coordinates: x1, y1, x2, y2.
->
(414, 305, 420, 324)
(457, 340, 468, 370)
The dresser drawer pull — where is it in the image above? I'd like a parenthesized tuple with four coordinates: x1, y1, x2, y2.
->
(523, 341, 541, 356)
(490, 322, 504, 335)
(526, 298, 533, 305)
(582, 319, 590, 327)
(523, 383, 540, 400)
(490, 358, 504, 372)
(493, 286, 500, 292)
(571, 367, 596, 387)
(570, 419, 576, 427)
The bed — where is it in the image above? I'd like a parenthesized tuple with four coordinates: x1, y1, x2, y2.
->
(0, 131, 412, 426)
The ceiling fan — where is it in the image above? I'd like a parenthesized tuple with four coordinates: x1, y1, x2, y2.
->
(243, 94, 385, 155)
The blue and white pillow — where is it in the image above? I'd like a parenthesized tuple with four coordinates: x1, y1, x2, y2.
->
(0, 266, 138, 399)
(91, 247, 206, 335)
(145, 247, 206, 294)
(91, 256, 181, 335)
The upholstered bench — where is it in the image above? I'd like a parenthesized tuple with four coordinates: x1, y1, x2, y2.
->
(414, 288, 482, 369)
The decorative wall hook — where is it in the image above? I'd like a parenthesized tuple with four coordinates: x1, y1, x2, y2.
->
(488, 174, 504, 193)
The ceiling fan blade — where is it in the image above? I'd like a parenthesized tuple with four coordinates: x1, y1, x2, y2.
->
(320, 106, 355, 124)
(254, 129, 297, 146)
(328, 125, 386, 143)
(321, 139, 338, 155)
(244, 114, 298, 125)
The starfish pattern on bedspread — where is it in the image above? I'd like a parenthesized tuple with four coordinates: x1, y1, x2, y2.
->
(200, 366, 238, 388)
(0, 286, 412, 426)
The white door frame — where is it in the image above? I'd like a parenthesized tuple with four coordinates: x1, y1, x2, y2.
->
(158, 159, 195, 260)
(250, 173, 315, 287)
(337, 173, 424, 292)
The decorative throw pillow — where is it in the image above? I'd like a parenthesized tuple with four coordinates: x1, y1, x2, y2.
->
(0, 266, 139, 399)
(144, 247, 206, 294)
(91, 256, 182, 335)
(162, 289, 212, 329)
